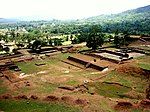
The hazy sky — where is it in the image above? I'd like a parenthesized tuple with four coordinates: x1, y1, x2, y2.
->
(0, 0, 150, 20)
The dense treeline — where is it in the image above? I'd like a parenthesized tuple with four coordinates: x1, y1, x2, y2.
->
(79, 5, 150, 35)
(0, 5, 150, 36)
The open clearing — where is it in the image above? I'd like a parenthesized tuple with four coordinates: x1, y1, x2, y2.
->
(0, 47, 150, 112)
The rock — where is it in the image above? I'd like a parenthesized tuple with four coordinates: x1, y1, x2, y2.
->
(58, 86, 75, 91)
(64, 71, 69, 74)
(83, 80, 89, 84)
(20, 73, 25, 77)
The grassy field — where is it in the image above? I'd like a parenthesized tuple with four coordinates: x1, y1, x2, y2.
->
(137, 56, 150, 70)
(0, 100, 80, 112)
(88, 81, 131, 98)
(138, 63, 150, 70)
(0, 53, 150, 112)
(16, 53, 72, 74)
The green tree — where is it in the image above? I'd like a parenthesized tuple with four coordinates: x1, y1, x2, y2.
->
(123, 31, 131, 46)
(114, 31, 121, 47)
(0, 44, 3, 51)
(32, 40, 42, 51)
(114, 30, 130, 47)
(0, 34, 4, 40)
(53, 38, 63, 46)
(49, 38, 53, 46)
(86, 25, 104, 50)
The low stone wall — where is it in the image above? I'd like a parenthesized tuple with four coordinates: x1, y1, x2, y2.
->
(0, 54, 23, 60)
(129, 47, 150, 55)
(98, 49, 129, 57)
(85, 53, 121, 64)
(0, 62, 15, 71)
(67, 56, 106, 71)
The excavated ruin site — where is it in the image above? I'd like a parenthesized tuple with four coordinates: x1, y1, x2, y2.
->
(0, 45, 150, 112)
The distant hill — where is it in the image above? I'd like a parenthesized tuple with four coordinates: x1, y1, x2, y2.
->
(123, 5, 150, 14)
(0, 18, 18, 23)
(79, 5, 150, 34)
(0, 5, 150, 35)
(82, 5, 150, 22)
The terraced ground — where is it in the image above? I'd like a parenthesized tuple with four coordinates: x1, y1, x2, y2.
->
(0, 52, 150, 112)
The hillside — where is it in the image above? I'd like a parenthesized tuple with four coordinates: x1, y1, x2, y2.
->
(79, 5, 150, 34)
(83, 5, 150, 23)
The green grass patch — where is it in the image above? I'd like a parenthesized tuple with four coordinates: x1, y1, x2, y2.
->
(0, 86, 8, 94)
(18, 87, 32, 94)
(62, 41, 72, 45)
(138, 63, 150, 70)
(55, 53, 72, 60)
(37, 83, 58, 93)
(16, 57, 60, 74)
(16, 61, 42, 74)
(66, 80, 79, 86)
(104, 71, 132, 87)
(18, 77, 59, 94)
(0, 100, 81, 112)
(99, 100, 115, 112)
(102, 71, 147, 93)
(44, 58, 60, 65)
(0, 79, 8, 94)
(77, 46, 89, 51)
(88, 82, 131, 98)
(130, 109, 149, 112)
(0, 78, 3, 85)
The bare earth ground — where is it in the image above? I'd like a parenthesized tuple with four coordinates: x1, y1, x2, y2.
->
(0, 51, 150, 112)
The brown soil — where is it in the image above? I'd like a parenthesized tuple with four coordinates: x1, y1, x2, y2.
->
(41, 75, 70, 83)
(2, 70, 20, 83)
(30, 95, 38, 100)
(124, 90, 145, 99)
(61, 96, 74, 103)
(139, 99, 150, 109)
(74, 98, 89, 106)
(0, 94, 12, 99)
(114, 101, 133, 110)
(45, 95, 60, 101)
(14, 95, 28, 100)
(115, 99, 150, 111)
(116, 64, 147, 77)
(129, 40, 150, 46)
(67, 48, 78, 53)
(146, 84, 150, 99)
(0, 53, 149, 112)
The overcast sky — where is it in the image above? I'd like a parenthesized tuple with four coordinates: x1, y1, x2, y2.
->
(0, 0, 150, 20)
